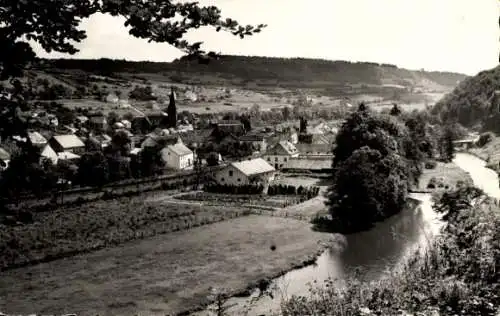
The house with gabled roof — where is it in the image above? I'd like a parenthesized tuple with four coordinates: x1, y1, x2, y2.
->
(161, 141, 194, 170)
(27, 131, 48, 149)
(214, 158, 276, 186)
(239, 132, 268, 153)
(48, 134, 86, 155)
(263, 140, 300, 170)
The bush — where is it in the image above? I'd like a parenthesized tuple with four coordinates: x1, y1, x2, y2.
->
(477, 132, 493, 147)
(424, 161, 437, 169)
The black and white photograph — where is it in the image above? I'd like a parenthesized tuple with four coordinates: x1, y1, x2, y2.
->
(0, 0, 499, 315)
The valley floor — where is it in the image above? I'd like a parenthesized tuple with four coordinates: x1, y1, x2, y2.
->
(0, 215, 333, 316)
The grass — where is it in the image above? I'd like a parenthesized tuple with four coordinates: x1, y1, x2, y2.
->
(0, 215, 334, 316)
(0, 195, 249, 271)
(280, 191, 500, 316)
(416, 161, 473, 192)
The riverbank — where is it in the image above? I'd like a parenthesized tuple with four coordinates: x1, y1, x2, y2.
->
(280, 153, 500, 316)
(0, 215, 337, 316)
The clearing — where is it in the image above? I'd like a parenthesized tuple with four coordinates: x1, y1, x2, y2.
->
(0, 216, 333, 316)
(416, 162, 473, 192)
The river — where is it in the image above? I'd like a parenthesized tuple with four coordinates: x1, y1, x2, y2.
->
(199, 153, 499, 316)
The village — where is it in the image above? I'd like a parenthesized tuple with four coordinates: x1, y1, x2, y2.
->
(0, 83, 341, 202)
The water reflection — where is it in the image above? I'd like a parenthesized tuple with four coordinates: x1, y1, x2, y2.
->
(340, 203, 424, 281)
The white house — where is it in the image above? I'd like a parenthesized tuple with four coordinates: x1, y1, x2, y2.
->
(264, 140, 300, 170)
(214, 158, 276, 186)
(161, 142, 194, 170)
(27, 131, 48, 148)
(105, 92, 119, 103)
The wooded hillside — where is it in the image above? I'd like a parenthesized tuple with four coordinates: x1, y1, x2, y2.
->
(432, 65, 500, 132)
(36, 55, 467, 91)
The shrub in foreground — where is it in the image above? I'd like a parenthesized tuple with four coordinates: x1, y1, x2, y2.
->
(282, 187, 500, 315)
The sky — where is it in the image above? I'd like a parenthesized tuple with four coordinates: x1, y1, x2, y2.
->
(32, 0, 500, 76)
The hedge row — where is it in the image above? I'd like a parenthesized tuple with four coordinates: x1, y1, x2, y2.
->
(204, 184, 264, 194)
(268, 184, 320, 199)
(5, 177, 196, 215)
(0, 200, 250, 271)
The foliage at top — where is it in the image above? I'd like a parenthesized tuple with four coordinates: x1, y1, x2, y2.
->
(432, 65, 500, 132)
(0, 0, 267, 80)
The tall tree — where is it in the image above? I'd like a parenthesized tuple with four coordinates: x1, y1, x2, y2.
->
(390, 103, 402, 116)
(299, 117, 308, 134)
(328, 107, 419, 232)
(167, 87, 177, 128)
(440, 127, 456, 162)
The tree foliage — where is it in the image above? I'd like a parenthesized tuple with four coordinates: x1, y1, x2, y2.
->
(328, 106, 422, 232)
(432, 66, 500, 132)
(0, 0, 267, 80)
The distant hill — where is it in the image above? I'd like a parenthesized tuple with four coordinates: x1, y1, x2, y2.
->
(35, 55, 467, 93)
(432, 65, 500, 132)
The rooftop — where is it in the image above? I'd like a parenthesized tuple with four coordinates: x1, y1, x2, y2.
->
(168, 142, 193, 156)
(231, 158, 275, 176)
(52, 134, 85, 149)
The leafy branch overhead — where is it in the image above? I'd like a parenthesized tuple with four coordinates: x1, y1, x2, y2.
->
(0, 0, 267, 79)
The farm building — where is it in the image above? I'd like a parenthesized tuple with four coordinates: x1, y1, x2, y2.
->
(264, 140, 299, 170)
(48, 134, 86, 155)
(214, 158, 276, 186)
(295, 143, 333, 156)
(281, 157, 333, 174)
(161, 141, 194, 170)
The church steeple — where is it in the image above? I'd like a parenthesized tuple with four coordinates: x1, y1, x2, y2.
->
(167, 87, 177, 128)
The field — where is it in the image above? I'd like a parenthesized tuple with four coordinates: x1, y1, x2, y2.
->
(0, 194, 249, 271)
(416, 161, 473, 192)
(0, 216, 334, 316)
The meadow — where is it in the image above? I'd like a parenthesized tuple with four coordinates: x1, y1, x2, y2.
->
(0, 215, 335, 316)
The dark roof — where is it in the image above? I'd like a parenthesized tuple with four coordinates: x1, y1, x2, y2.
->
(282, 158, 333, 171)
(295, 143, 332, 154)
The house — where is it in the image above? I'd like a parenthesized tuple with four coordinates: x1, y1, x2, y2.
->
(57, 151, 81, 163)
(75, 115, 89, 126)
(41, 143, 81, 165)
(239, 133, 267, 153)
(0, 147, 11, 170)
(161, 141, 194, 170)
(120, 119, 132, 129)
(40, 145, 58, 165)
(298, 133, 331, 145)
(288, 127, 298, 144)
(48, 134, 86, 154)
(105, 92, 119, 104)
(27, 131, 48, 148)
(214, 158, 276, 186)
(90, 134, 112, 149)
(282, 157, 333, 174)
(141, 134, 180, 149)
(88, 115, 108, 131)
(211, 120, 246, 138)
(264, 140, 300, 170)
